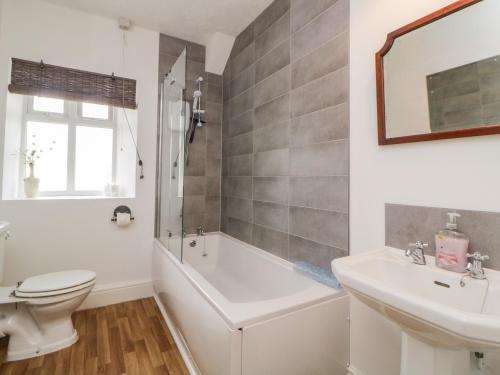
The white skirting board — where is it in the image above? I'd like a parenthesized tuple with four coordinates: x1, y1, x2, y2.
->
(153, 293, 200, 375)
(77, 279, 153, 310)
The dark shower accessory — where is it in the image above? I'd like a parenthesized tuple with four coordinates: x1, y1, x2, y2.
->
(111, 205, 135, 222)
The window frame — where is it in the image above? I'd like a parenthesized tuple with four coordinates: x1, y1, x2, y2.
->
(19, 96, 117, 197)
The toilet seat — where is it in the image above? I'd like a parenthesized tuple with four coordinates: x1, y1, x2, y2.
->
(14, 270, 96, 298)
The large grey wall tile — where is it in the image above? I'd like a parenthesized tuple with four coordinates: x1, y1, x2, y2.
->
(289, 176, 348, 212)
(229, 154, 253, 176)
(231, 65, 255, 99)
(184, 176, 205, 196)
(290, 139, 348, 176)
(231, 22, 255, 59)
(289, 206, 348, 249)
(292, 0, 348, 61)
(205, 102, 223, 123)
(254, 94, 290, 129)
(229, 111, 254, 137)
(223, 197, 253, 222)
(253, 201, 289, 232)
(254, 66, 290, 108)
(159, 34, 187, 57)
(255, 11, 290, 60)
(231, 88, 254, 117)
(185, 157, 205, 176)
(184, 195, 206, 214)
(222, 216, 253, 243)
(255, 40, 290, 83)
(223, 176, 253, 199)
(253, 121, 289, 152)
(207, 73, 223, 87)
(206, 123, 222, 159)
(253, 177, 289, 204)
(291, 68, 348, 117)
(207, 84, 223, 104)
(254, 0, 291, 37)
(291, 0, 340, 32)
(230, 132, 254, 156)
(206, 176, 220, 197)
(186, 60, 206, 81)
(186, 41, 206, 63)
(290, 103, 348, 147)
(289, 235, 346, 269)
(232, 43, 255, 77)
(206, 158, 221, 177)
(292, 31, 348, 89)
(254, 149, 289, 176)
(204, 196, 221, 232)
(252, 225, 289, 259)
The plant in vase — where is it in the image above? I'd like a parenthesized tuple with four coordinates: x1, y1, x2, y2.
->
(21, 135, 55, 198)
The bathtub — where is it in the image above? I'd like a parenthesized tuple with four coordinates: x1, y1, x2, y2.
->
(152, 232, 349, 375)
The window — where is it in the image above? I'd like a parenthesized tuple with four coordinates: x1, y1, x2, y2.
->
(21, 96, 116, 196)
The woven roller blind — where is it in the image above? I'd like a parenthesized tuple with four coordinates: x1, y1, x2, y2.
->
(8, 58, 137, 109)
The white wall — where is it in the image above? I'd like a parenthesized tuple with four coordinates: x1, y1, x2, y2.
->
(0, 0, 159, 296)
(350, 0, 500, 374)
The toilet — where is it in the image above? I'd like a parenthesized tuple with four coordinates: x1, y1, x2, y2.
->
(0, 221, 95, 361)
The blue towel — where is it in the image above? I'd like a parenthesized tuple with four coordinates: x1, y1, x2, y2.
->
(293, 261, 341, 289)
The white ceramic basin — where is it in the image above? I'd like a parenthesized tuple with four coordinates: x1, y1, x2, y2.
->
(332, 248, 500, 351)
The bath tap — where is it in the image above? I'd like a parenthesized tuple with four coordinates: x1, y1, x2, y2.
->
(196, 225, 205, 236)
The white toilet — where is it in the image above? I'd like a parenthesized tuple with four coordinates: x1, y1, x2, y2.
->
(0, 221, 95, 361)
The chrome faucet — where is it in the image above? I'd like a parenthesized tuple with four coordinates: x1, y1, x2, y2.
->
(406, 241, 428, 265)
(196, 225, 205, 237)
(466, 252, 489, 280)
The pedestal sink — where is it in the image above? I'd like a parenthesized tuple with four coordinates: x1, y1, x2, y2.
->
(332, 248, 500, 375)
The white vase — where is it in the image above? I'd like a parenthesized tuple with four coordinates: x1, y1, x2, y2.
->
(24, 163, 40, 198)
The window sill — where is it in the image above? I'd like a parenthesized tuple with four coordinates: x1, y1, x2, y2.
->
(4, 195, 135, 201)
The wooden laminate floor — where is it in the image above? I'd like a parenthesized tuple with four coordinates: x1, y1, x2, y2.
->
(0, 298, 190, 375)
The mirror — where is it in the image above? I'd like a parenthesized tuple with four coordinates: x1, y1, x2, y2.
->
(376, 0, 500, 145)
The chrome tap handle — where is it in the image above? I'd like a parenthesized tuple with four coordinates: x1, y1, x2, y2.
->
(406, 241, 428, 265)
(467, 252, 489, 262)
(409, 241, 429, 250)
(466, 252, 489, 280)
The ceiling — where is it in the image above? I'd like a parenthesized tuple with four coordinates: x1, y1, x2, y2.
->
(42, 0, 274, 45)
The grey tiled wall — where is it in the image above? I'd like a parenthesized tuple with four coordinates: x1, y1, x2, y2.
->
(221, 0, 350, 270)
(427, 54, 500, 132)
(386, 204, 500, 271)
(158, 34, 222, 234)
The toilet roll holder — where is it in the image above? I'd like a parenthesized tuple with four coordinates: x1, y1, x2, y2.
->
(111, 205, 135, 223)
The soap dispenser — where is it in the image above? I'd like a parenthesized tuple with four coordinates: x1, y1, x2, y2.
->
(435, 213, 469, 273)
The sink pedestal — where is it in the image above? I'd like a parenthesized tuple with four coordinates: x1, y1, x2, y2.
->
(401, 333, 470, 375)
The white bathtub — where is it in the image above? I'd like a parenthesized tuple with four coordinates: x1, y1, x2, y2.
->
(152, 232, 349, 375)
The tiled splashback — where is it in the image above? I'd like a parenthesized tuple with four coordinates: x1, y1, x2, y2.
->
(158, 34, 223, 234)
(221, 0, 350, 270)
(386, 204, 500, 271)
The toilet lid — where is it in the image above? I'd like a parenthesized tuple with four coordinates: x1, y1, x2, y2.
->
(16, 270, 96, 294)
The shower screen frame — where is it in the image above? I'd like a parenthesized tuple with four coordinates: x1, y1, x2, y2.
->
(155, 48, 187, 262)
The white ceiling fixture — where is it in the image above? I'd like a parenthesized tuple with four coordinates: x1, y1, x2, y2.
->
(42, 0, 274, 46)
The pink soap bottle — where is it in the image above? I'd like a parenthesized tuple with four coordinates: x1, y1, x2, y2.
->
(435, 213, 469, 273)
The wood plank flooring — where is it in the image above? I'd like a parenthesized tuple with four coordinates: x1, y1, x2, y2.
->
(0, 298, 190, 375)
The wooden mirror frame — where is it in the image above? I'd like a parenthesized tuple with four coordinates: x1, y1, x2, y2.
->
(375, 0, 493, 145)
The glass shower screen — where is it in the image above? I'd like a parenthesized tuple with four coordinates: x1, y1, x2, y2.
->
(156, 48, 187, 261)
